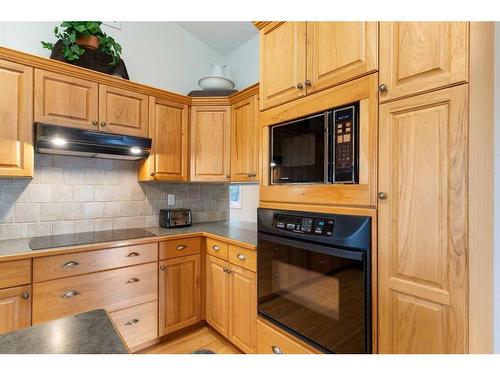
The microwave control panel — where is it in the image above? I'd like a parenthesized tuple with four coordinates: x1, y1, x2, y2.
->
(274, 214, 334, 236)
(330, 104, 359, 184)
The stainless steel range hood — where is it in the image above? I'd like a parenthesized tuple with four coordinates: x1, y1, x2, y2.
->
(34, 123, 152, 160)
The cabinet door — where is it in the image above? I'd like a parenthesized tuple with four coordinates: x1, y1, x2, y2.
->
(34, 69, 98, 130)
(99, 85, 148, 137)
(190, 106, 230, 182)
(230, 95, 259, 182)
(306, 22, 378, 94)
(159, 255, 201, 336)
(205, 255, 229, 336)
(378, 85, 468, 353)
(0, 60, 33, 177)
(140, 97, 188, 181)
(260, 22, 306, 110)
(379, 22, 468, 102)
(0, 286, 31, 334)
(228, 264, 257, 353)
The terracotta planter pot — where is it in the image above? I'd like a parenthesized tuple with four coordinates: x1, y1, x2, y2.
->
(76, 35, 99, 50)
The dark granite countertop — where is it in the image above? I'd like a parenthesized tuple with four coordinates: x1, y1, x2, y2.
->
(0, 309, 128, 354)
(0, 220, 257, 261)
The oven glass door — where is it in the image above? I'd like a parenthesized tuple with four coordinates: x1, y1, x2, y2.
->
(257, 234, 369, 353)
(270, 113, 327, 184)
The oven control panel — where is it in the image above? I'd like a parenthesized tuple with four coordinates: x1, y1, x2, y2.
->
(274, 214, 334, 236)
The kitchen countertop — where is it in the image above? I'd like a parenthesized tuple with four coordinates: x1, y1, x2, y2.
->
(0, 309, 129, 354)
(0, 220, 257, 261)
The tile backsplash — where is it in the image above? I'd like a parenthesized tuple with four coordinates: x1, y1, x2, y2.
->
(0, 155, 229, 240)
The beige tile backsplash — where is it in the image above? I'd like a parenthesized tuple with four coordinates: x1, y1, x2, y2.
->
(0, 154, 229, 240)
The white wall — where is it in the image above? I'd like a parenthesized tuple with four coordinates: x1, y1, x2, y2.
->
(229, 184, 259, 223)
(0, 22, 224, 94)
(224, 34, 259, 90)
(494, 22, 500, 354)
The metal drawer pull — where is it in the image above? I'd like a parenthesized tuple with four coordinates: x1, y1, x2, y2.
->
(212, 245, 220, 252)
(126, 278, 140, 284)
(272, 346, 283, 354)
(237, 254, 246, 261)
(125, 319, 140, 326)
(223, 267, 232, 274)
(126, 252, 140, 257)
(176, 245, 187, 250)
(62, 261, 79, 269)
(61, 290, 79, 299)
(21, 292, 30, 299)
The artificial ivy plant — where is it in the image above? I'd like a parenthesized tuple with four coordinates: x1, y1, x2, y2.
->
(42, 21, 122, 66)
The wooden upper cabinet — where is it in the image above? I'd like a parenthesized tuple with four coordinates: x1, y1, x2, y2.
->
(159, 255, 201, 336)
(190, 106, 230, 182)
(0, 286, 32, 335)
(0, 59, 33, 177)
(379, 22, 468, 102)
(306, 22, 378, 94)
(378, 85, 468, 353)
(139, 97, 188, 181)
(99, 85, 148, 137)
(206, 255, 229, 336)
(260, 22, 306, 110)
(230, 94, 259, 182)
(34, 69, 98, 130)
(228, 264, 257, 353)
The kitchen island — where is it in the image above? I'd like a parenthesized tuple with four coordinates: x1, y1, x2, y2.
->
(0, 309, 129, 354)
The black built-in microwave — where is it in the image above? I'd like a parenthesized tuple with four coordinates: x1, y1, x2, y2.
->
(270, 103, 359, 185)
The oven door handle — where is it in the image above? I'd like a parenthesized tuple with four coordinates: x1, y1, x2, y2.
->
(258, 233, 365, 262)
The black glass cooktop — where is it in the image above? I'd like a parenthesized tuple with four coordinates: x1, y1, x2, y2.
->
(29, 228, 157, 250)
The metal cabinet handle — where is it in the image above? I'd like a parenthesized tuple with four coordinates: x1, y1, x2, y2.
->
(21, 292, 30, 299)
(272, 345, 283, 354)
(176, 244, 187, 250)
(62, 261, 79, 269)
(125, 319, 140, 326)
(100, 121, 106, 127)
(126, 252, 140, 257)
(378, 83, 388, 93)
(304, 79, 312, 87)
(61, 290, 79, 299)
(126, 278, 140, 284)
(150, 172, 155, 177)
(237, 253, 246, 261)
(296, 82, 304, 89)
(92, 120, 98, 126)
(160, 265, 166, 271)
(212, 245, 220, 252)
(223, 268, 232, 274)
(378, 191, 387, 200)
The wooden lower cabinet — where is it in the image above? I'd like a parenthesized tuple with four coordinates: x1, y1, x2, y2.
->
(0, 285, 31, 335)
(109, 300, 158, 351)
(378, 85, 468, 353)
(228, 264, 257, 353)
(158, 254, 201, 336)
(205, 255, 257, 353)
(32, 262, 158, 324)
(256, 319, 316, 354)
(205, 255, 229, 336)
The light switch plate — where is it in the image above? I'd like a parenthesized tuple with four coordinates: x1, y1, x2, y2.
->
(167, 194, 175, 205)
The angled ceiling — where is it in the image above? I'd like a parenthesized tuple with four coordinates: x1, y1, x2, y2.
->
(175, 21, 258, 57)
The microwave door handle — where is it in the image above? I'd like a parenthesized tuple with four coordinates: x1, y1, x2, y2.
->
(324, 112, 329, 183)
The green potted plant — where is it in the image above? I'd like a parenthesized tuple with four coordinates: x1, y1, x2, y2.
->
(41, 21, 127, 77)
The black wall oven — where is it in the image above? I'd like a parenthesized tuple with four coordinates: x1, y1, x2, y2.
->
(257, 208, 371, 354)
(270, 103, 359, 185)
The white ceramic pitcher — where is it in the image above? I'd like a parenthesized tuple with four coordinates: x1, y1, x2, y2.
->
(210, 63, 228, 78)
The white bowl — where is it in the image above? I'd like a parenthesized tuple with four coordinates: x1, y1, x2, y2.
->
(198, 76, 235, 90)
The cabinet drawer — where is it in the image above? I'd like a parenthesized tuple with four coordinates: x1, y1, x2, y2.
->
(33, 262, 157, 324)
(257, 319, 317, 354)
(206, 238, 228, 260)
(159, 237, 201, 260)
(33, 242, 158, 282)
(109, 300, 158, 351)
(228, 245, 256, 272)
(0, 260, 31, 289)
